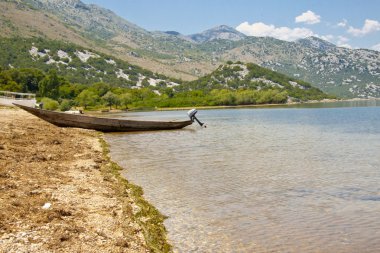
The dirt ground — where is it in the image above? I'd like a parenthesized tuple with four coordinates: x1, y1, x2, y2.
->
(0, 107, 149, 252)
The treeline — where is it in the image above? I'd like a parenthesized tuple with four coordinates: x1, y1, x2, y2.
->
(0, 67, 292, 110)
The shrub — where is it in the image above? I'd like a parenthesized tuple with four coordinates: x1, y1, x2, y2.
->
(41, 97, 59, 111)
(59, 99, 72, 111)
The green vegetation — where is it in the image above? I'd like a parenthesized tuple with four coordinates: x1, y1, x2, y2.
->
(0, 37, 332, 111)
(99, 138, 172, 252)
(41, 97, 59, 110)
(0, 64, 331, 110)
(76, 89, 99, 109)
(0, 68, 44, 93)
(102, 91, 120, 109)
(59, 99, 72, 111)
(180, 62, 331, 102)
(0, 37, 180, 87)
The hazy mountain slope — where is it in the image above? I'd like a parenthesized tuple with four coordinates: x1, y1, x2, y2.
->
(188, 25, 247, 43)
(0, 1, 91, 47)
(23, 0, 149, 42)
(0, 0, 198, 80)
(22, 0, 207, 64)
(222, 37, 380, 97)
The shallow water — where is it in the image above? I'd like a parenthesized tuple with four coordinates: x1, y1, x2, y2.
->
(106, 102, 380, 252)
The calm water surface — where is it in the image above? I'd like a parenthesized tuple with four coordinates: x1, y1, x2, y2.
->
(106, 101, 380, 253)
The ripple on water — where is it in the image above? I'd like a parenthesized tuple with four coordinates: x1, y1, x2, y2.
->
(107, 107, 380, 253)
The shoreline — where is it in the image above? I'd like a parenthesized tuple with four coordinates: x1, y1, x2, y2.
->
(0, 107, 171, 252)
(80, 97, 380, 114)
(155, 98, 380, 111)
(98, 137, 172, 252)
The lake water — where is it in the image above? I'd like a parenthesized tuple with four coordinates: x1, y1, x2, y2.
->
(106, 101, 380, 253)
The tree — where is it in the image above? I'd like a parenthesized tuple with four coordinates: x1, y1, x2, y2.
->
(89, 82, 110, 97)
(119, 93, 133, 109)
(102, 91, 119, 110)
(41, 97, 59, 111)
(59, 99, 72, 111)
(0, 80, 22, 92)
(162, 88, 174, 98)
(76, 89, 99, 109)
(38, 69, 67, 99)
(141, 78, 150, 87)
(19, 69, 45, 93)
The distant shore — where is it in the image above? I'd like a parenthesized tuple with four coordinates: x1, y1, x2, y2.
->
(75, 97, 380, 115)
(0, 107, 171, 252)
(154, 98, 380, 111)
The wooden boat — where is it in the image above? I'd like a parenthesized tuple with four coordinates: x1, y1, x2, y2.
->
(13, 103, 193, 132)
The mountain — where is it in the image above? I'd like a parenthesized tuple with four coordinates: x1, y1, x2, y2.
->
(188, 25, 247, 43)
(223, 36, 380, 97)
(296, 36, 336, 51)
(0, 37, 182, 90)
(1, 0, 380, 98)
(0, 37, 331, 104)
(164, 31, 181, 36)
(0, 0, 199, 80)
(23, 0, 147, 40)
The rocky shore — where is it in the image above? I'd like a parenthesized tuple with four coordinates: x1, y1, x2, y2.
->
(0, 107, 170, 252)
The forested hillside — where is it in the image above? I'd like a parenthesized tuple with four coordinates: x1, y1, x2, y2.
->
(0, 40, 331, 110)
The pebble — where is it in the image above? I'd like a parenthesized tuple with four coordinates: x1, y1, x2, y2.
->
(42, 203, 52, 209)
(29, 189, 42, 195)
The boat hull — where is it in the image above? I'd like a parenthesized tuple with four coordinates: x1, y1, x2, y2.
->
(14, 103, 193, 132)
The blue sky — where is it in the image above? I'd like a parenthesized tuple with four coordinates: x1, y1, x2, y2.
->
(82, 0, 380, 51)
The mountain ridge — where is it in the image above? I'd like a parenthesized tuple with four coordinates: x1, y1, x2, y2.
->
(188, 25, 247, 43)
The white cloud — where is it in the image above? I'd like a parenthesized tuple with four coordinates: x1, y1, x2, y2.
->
(315, 34, 353, 49)
(338, 44, 352, 49)
(236, 22, 314, 41)
(295, 10, 321, 25)
(337, 19, 348, 28)
(348, 19, 380, 36)
(321, 34, 334, 42)
(335, 36, 352, 48)
(337, 36, 349, 44)
(317, 35, 352, 48)
(372, 43, 380, 51)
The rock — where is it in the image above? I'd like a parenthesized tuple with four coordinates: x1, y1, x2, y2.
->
(115, 238, 129, 247)
(51, 139, 62, 145)
(94, 158, 103, 163)
(129, 51, 140, 58)
(29, 190, 42, 196)
(56, 209, 72, 217)
(42, 203, 52, 209)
